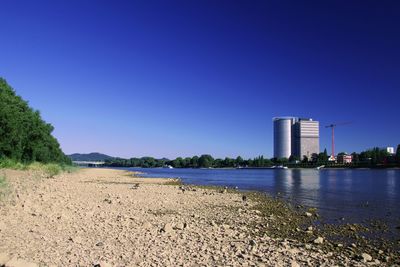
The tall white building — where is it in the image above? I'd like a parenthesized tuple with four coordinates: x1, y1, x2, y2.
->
(273, 117, 295, 158)
(273, 117, 320, 159)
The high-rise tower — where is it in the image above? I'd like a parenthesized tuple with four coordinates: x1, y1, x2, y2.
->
(293, 118, 319, 159)
(273, 117, 319, 159)
(273, 117, 295, 158)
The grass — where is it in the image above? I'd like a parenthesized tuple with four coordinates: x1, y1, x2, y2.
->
(0, 175, 10, 201)
(0, 158, 79, 178)
(0, 158, 26, 170)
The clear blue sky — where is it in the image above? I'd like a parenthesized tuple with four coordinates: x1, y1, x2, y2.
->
(1, 0, 399, 159)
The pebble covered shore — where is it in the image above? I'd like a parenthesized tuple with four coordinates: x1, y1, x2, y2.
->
(0, 168, 396, 266)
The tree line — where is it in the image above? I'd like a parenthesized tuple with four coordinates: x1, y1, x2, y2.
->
(288, 146, 400, 167)
(105, 145, 400, 169)
(104, 155, 277, 168)
(350, 146, 400, 166)
(0, 78, 70, 164)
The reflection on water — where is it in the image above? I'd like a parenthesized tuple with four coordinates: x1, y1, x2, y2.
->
(117, 167, 400, 227)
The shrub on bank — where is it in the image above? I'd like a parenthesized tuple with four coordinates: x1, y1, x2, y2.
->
(0, 158, 78, 178)
(0, 158, 26, 170)
(42, 163, 62, 177)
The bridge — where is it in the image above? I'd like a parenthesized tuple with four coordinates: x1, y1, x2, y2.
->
(72, 161, 106, 167)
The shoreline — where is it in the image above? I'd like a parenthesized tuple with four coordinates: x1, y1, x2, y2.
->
(0, 168, 398, 266)
(106, 166, 400, 170)
(132, 169, 400, 261)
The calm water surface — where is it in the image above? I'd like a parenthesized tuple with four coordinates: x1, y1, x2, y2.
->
(117, 167, 400, 227)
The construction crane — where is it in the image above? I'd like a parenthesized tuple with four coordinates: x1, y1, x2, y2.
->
(325, 122, 352, 158)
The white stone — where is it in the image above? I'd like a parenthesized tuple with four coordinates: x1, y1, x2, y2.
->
(313, 237, 324, 244)
(361, 253, 372, 262)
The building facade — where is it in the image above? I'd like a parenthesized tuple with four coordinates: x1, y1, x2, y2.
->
(273, 117, 320, 159)
(293, 118, 320, 159)
(337, 154, 353, 164)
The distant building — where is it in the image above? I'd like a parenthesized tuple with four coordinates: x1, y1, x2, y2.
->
(273, 117, 295, 159)
(273, 117, 320, 159)
(337, 154, 352, 164)
(384, 147, 395, 154)
(293, 118, 320, 159)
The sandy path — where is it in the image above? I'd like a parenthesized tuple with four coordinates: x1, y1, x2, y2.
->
(0, 168, 364, 266)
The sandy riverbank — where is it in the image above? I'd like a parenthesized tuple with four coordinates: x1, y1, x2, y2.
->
(0, 168, 378, 266)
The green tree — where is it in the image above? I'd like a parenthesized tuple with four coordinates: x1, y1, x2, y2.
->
(190, 156, 199, 168)
(198, 154, 214, 168)
(0, 78, 70, 164)
(235, 156, 244, 167)
(172, 157, 183, 168)
(223, 157, 234, 168)
(351, 152, 359, 163)
(288, 155, 299, 163)
(396, 144, 400, 165)
(213, 158, 223, 168)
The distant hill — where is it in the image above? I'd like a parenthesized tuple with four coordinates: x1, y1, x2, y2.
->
(68, 153, 114, 161)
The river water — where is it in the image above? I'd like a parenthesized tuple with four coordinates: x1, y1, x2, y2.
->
(117, 167, 400, 228)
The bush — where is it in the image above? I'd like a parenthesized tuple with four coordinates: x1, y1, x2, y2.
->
(1, 159, 76, 178)
(61, 164, 79, 173)
(0, 158, 25, 170)
(41, 163, 62, 178)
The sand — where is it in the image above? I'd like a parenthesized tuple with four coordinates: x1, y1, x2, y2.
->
(0, 168, 367, 266)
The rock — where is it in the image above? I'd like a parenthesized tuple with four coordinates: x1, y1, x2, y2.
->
(161, 223, 173, 233)
(361, 253, 372, 262)
(0, 253, 10, 265)
(5, 257, 38, 267)
(142, 222, 152, 229)
(174, 222, 186, 230)
(237, 253, 245, 259)
(94, 262, 112, 267)
(290, 261, 300, 267)
(307, 226, 313, 231)
(313, 237, 324, 244)
(305, 212, 312, 217)
(221, 224, 230, 230)
(337, 243, 343, 247)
